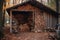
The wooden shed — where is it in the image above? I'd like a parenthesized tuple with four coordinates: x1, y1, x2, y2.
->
(6, 0, 58, 33)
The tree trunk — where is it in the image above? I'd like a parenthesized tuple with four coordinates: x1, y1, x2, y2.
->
(0, 0, 4, 39)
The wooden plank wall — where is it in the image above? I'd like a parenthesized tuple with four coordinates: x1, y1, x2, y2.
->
(43, 12, 57, 28)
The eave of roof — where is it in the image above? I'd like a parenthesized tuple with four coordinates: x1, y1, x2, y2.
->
(6, 0, 59, 16)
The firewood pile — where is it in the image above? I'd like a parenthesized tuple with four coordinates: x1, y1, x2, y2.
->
(48, 32, 57, 40)
(19, 24, 30, 32)
(4, 23, 14, 34)
(44, 27, 56, 32)
(34, 14, 46, 32)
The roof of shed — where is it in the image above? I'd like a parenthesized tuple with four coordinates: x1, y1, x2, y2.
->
(6, 0, 59, 16)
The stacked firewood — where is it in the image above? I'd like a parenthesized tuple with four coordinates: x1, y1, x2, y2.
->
(4, 21, 11, 34)
(19, 24, 30, 32)
(34, 14, 46, 32)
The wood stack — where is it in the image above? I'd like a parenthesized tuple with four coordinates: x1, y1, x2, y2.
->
(19, 24, 30, 32)
(34, 14, 46, 32)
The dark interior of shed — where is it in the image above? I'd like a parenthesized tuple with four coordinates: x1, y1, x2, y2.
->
(12, 11, 34, 32)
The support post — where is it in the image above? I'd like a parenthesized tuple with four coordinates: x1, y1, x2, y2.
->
(0, 0, 4, 39)
(10, 10, 12, 33)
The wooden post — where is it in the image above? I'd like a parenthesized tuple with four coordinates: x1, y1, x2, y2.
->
(33, 11, 35, 31)
(10, 10, 12, 33)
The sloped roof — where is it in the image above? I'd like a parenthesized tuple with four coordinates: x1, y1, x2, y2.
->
(6, 0, 58, 16)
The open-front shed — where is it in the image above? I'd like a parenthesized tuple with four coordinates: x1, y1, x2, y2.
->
(6, 0, 58, 33)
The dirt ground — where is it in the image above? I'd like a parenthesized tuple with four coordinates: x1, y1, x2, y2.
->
(2, 25, 56, 40)
(2, 32, 56, 40)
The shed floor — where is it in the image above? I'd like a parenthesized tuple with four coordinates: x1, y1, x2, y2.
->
(2, 32, 56, 40)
